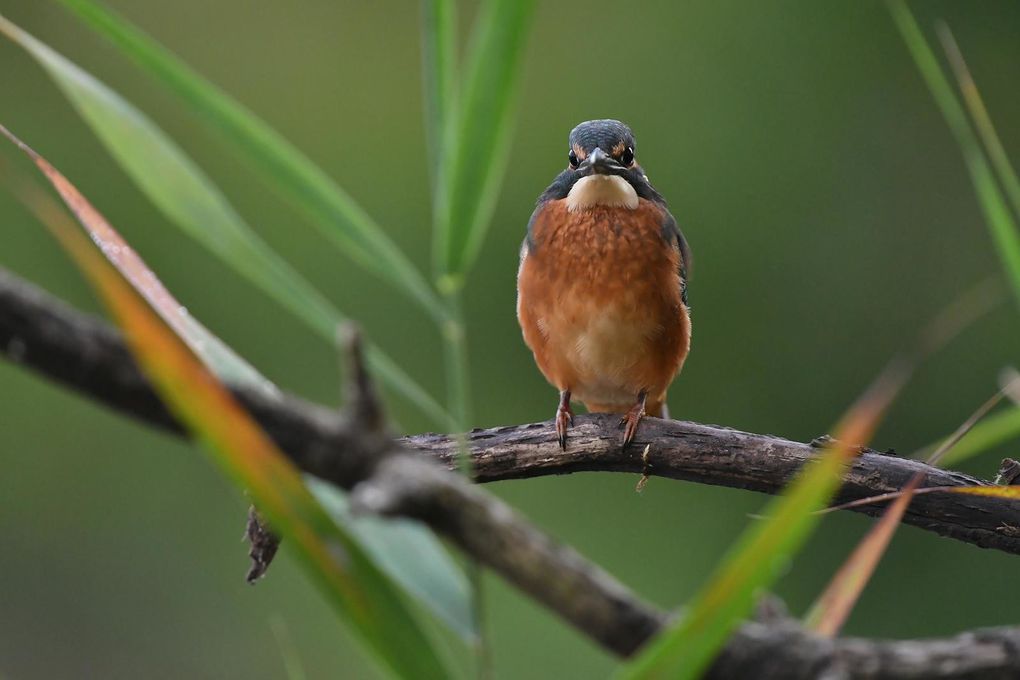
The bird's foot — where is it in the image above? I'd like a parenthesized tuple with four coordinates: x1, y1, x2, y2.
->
(556, 390, 573, 451)
(618, 391, 648, 449)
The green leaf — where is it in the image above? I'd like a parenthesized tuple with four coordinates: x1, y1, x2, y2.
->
(802, 473, 917, 637)
(0, 119, 276, 398)
(936, 23, 1020, 223)
(922, 406, 1020, 468)
(434, 0, 535, 283)
(56, 0, 449, 324)
(420, 0, 457, 193)
(308, 477, 475, 640)
(805, 385, 1004, 637)
(888, 0, 1020, 307)
(0, 13, 451, 427)
(1, 16, 464, 630)
(1, 124, 453, 680)
(618, 363, 909, 680)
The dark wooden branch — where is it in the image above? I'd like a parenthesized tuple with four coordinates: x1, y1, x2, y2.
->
(0, 267, 662, 656)
(408, 421, 1020, 555)
(710, 602, 1020, 680)
(6, 266, 1020, 677)
(6, 268, 1015, 556)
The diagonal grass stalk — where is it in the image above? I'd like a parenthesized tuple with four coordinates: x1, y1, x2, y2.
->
(57, 0, 450, 325)
(888, 0, 1020, 308)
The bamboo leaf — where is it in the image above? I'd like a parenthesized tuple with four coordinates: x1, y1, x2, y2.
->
(888, 0, 1020, 306)
(308, 477, 475, 640)
(803, 475, 917, 637)
(3, 174, 473, 648)
(0, 124, 452, 679)
(420, 0, 457, 193)
(0, 13, 451, 426)
(936, 23, 1020, 221)
(618, 362, 910, 680)
(804, 383, 1005, 636)
(2, 123, 469, 649)
(434, 0, 535, 284)
(0, 118, 275, 397)
(926, 407, 1020, 467)
(56, 0, 449, 323)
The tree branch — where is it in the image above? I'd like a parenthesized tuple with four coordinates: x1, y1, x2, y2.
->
(408, 421, 1020, 555)
(5, 266, 1020, 677)
(5, 268, 1014, 556)
(0, 267, 662, 656)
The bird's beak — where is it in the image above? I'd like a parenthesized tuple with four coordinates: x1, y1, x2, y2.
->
(582, 147, 618, 176)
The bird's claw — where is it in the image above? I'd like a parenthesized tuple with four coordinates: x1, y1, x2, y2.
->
(619, 402, 646, 449)
(556, 404, 574, 451)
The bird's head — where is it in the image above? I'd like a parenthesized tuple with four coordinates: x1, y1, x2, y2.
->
(567, 119, 637, 175)
(540, 119, 661, 211)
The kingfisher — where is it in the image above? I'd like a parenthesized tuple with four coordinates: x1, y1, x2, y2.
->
(516, 119, 691, 450)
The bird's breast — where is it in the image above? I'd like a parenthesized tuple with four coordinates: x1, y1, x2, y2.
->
(522, 199, 679, 297)
(517, 198, 688, 404)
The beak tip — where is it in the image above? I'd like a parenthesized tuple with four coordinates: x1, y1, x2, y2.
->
(587, 148, 608, 174)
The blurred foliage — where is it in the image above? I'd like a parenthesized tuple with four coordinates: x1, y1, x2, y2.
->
(2, 1, 1020, 678)
(3, 125, 452, 676)
(624, 362, 907, 678)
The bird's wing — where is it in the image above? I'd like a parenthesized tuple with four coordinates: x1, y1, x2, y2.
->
(523, 200, 547, 254)
(660, 210, 691, 305)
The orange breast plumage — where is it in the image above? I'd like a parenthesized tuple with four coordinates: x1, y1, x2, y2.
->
(516, 197, 690, 417)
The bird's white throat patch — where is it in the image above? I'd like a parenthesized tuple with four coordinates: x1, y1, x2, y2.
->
(565, 175, 639, 212)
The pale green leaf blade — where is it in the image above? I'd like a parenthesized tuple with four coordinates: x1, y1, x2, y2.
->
(0, 115, 275, 397)
(618, 364, 909, 680)
(420, 0, 457, 192)
(0, 13, 451, 426)
(57, 0, 448, 323)
(803, 476, 917, 637)
(805, 385, 1005, 637)
(888, 0, 1020, 306)
(308, 476, 475, 640)
(928, 407, 1020, 467)
(1, 124, 452, 679)
(936, 23, 1020, 223)
(434, 0, 535, 283)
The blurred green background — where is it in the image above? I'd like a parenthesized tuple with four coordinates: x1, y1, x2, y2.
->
(2, 0, 1019, 677)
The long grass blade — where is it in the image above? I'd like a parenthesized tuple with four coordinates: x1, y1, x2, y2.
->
(2, 121, 468, 644)
(888, 0, 1020, 306)
(0, 14, 450, 425)
(56, 0, 448, 324)
(803, 475, 918, 637)
(0, 122, 275, 396)
(434, 0, 535, 284)
(924, 407, 1020, 468)
(617, 359, 911, 680)
(804, 385, 1006, 636)
(936, 23, 1020, 221)
(308, 476, 475, 640)
(420, 0, 457, 194)
(0, 125, 452, 679)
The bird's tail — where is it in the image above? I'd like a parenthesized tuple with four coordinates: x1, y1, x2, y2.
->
(646, 399, 670, 419)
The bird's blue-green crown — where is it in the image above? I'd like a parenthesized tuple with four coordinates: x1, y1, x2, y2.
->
(568, 119, 636, 161)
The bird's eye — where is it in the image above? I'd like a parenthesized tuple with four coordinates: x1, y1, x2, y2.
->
(568, 150, 579, 169)
(621, 146, 635, 166)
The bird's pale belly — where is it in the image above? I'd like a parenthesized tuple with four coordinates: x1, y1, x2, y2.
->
(544, 296, 670, 407)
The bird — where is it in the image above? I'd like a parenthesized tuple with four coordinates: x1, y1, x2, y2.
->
(516, 119, 691, 451)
